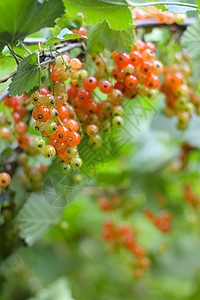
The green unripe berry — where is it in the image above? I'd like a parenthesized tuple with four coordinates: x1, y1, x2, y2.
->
(49, 108, 59, 121)
(62, 162, 72, 173)
(78, 69, 88, 80)
(44, 121, 58, 135)
(89, 134, 102, 149)
(112, 116, 124, 128)
(32, 121, 45, 131)
(34, 137, 46, 149)
(66, 147, 78, 158)
(42, 145, 56, 158)
(112, 106, 124, 117)
(73, 174, 82, 183)
(71, 157, 82, 169)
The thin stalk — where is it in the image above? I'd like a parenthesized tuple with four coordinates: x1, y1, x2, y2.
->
(48, 63, 55, 96)
(7, 45, 20, 64)
(37, 53, 41, 92)
(20, 42, 32, 54)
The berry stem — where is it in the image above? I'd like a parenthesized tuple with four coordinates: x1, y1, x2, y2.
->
(48, 63, 55, 96)
(7, 45, 20, 64)
(126, 0, 198, 9)
(20, 42, 32, 54)
(37, 53, 41, 92)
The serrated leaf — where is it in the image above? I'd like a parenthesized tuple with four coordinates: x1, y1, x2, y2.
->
(14, 193, 62, 245)
(164, 4, 197, 14)
(47, 28, 86, 46)
(181, 16, 200, 59)
(8, 53, 39, 96)
(0, 0, 64, 50)
(64, 0, 133, 31)
(87, 21, 134, 55)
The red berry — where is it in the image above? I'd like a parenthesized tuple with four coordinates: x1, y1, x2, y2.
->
(84, 76, 98, 91)
(77, 89, 91, 103)
(114, 52, 130, 68)
(54, 125, 70, 142)
(124, 75, 138, 89)
(144, 74, 160, 89)
(129, 51, 143, 67)
(65, 119, 79, 131)
(99, 80, 113, 94)
(111, 67, 125, 82)
(66, 131, 81, 146)
(32, 105, 50, 122)
(140, 61, 154, 75)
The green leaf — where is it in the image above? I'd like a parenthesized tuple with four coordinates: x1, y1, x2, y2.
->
(87, 21, 134, 55)
(64, 0, 133, 31)
(164, 5, 197, 14)
(181, 16, 200, 59)
(14, 193, 62, 246)
(47, 28, 86, 46)
(8, 53, 39, 96)
(0, 0, 64, 50)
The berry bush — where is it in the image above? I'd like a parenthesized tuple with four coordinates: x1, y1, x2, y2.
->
(1, 0, 200, 299)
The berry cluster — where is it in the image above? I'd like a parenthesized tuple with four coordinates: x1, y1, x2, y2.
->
(30, 55, 83, 173)
(184, 184, 200, 209)
(98, 193, 121, 211)
(144, 209, 172, 233)
(161, 58, 198, 130)
(132, 6, 186, 25)
(102, 220, 150, 278)
(1, 94, 30, 148)
(29, 40, 163, 172)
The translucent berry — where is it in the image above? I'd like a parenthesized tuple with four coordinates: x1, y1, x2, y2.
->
(124, 75, 138, 89)
(112, 106, 124, 117)
(44, 121, 58, 135)
(86, 124, 98, 136)
(111, 67, 125, 82)
(129, 51, 143, 67)
(32, 105, 50, 122)
(62, 162, 72, 173)
(84, 76, 98, 91)
(69, 58, 82, 72)
(34, 137, 46, 149)
(144, 74, 160, 89)
(66, 147, 78, 158)
(77, 89, 91, 103)
(32, 121, 45, 131)
(71, 157, 82, 169)
(66, 131, 81, 146)
(109, 89, 123, 105)
(114, 52, 130, 68)
(65, 119, 79, 132)
(112, 116, 124, 128)
(54, 125, 70, 142)
(42, 145, 56, 158)
(99, 80, 113, 94)
(89, 134, 102, 149)
(30, 92, 42, 105)
(140, 61, 154, 75)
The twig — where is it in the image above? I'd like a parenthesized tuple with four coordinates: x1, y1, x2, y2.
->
(0, 71, 17, 84)
(0, 90, 9, 102)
